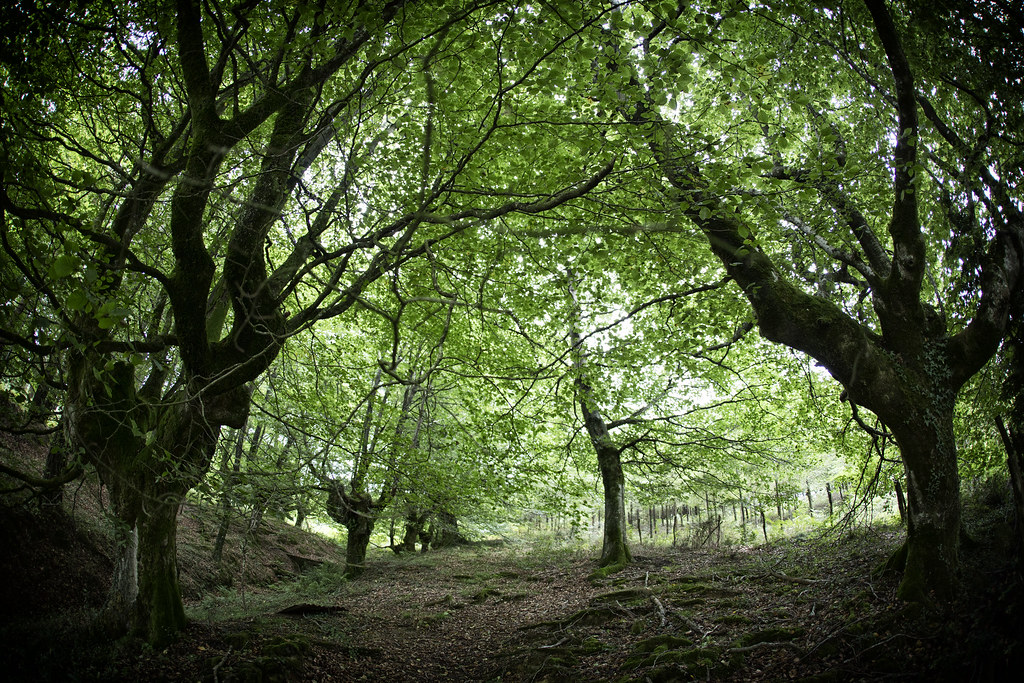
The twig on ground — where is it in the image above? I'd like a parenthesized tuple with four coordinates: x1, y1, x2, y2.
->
(538, 637, 569, 649)
(650, 594, 667, 628)
(212, 646, 233, 683)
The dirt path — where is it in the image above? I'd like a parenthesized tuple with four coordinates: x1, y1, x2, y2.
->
(318, 547, 600, 681)
(167, 531, 1021, 683)
(139, 544, 607, 682)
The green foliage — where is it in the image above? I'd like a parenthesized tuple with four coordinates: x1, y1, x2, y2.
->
(2, 0, 1019, 638)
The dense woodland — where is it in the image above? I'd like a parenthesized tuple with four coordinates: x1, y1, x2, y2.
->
(1, 0, 1023, 680)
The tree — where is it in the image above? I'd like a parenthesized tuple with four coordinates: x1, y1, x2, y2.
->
(567, 270, 632, 571)
(0, 0, 613, 644)
(598, 0, 1022, 600)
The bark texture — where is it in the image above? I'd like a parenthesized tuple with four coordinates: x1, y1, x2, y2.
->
(595, 439, 631, 569)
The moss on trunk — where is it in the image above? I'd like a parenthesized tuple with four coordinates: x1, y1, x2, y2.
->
(137, 495, 187, 647)
(888, 402, 961, 603)
(597, 444, 632, 569)
(344, 513, 375, 580)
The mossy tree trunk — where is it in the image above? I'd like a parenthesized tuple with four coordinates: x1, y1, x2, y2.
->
(106, 521, 139, 634)
(343, 503, 375, 579)
(68, 346, 245, 644)
(633, 1, 1022, 602)
(596, 440, 631, 568)
(326, 485, 382, 579)
(136, 488, 188, 647)
(885, 405, 961, 601)
(431, 509, 470, 549)
(402, 507, 430, 552)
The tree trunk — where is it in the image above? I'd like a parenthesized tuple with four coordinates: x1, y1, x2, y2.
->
(596, 442, 631, 568)
(996, 415, 1024, 554)
(431, 509, 469, 549)
(326, 485, 378, 579)
(894, 478, 908, 524)
(402, 508, 428, 552)
(888, 412, 961, 602)
(40, 430, 68, 508)
(103, 521, 139, 634)
(567, 271, 632, 573)
(344, 510, 375, 579)
(67, 349, 240, 645)
(212, 427, 246, 565)
(136, 491, 187, 647)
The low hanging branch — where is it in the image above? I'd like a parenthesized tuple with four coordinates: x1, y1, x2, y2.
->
(0, 453, 83, 493)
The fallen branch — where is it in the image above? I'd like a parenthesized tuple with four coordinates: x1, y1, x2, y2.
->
(212, 646, 233, 683)
(537, 638, 569, 649)
(671, 610, 709, 639)
(650, 594, 667, 628)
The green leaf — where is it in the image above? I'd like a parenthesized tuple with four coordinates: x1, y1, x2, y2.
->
(67, 290, 89, 312)
(50, 254, 80, 279)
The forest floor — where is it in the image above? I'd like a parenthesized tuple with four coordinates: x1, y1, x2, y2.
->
(1, 505, 1022, 682)
(1, 436, 1022, 682)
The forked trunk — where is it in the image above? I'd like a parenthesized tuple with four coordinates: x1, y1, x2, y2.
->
(326, 485, 378, 578)
(402, 508, 428, 552)
(99, 485, 190, 647)
(431, 509, 468, 548)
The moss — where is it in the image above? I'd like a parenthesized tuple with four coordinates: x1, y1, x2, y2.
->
(593, 587, 651, 604)
(471, 587, 500, 603)
(633, 634, 695, 653)
(263, 634, 310, 657)
(670, 581, 711, 593)
(530, 605, 621, 629)
(578, 636, 610, 654)
(625, 645, 739, 673)
(225, 631, 252, 648)
(734, 626, 805, 647)
(499, 591, 531, 602)
(716, 596, 752, 609)
(875, 539, 908, 578)
(676, 597, 706, 607)
(590, 560, 629, 580)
